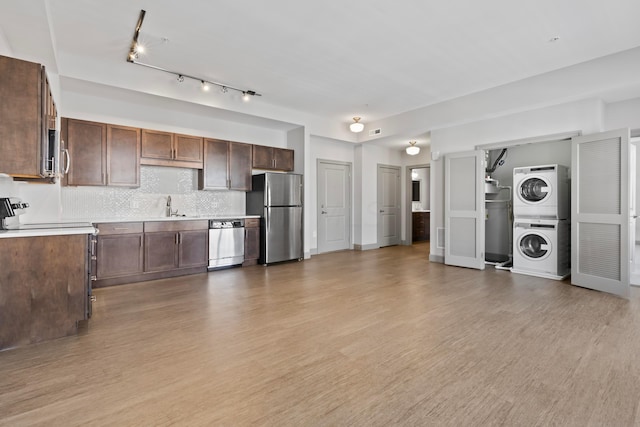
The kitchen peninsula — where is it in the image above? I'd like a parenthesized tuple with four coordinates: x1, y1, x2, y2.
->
(0, 223, 96, 351)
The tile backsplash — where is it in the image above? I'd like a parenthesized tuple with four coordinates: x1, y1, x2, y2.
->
(61, 166, 245, 220)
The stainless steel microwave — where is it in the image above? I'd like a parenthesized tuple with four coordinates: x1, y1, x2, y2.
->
(41, 128, 57, 178)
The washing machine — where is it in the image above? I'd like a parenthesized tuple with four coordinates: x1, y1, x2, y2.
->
(513, 164, 569, 219)
(512, 219, 570, 280)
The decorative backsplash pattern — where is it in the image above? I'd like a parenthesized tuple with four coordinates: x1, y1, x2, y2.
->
(61, 166, 245, 219)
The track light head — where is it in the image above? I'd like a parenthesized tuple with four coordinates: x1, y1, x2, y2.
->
(242, 92, 250, 102)
(201, 81, 210, 92)
(221, 86, 228, 94)
(176, 75, 184, 83)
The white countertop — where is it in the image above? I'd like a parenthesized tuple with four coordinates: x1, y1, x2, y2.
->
(0, 215, 261, 238)
(0, 223, 97, 239)
(89, 215, 260, 223)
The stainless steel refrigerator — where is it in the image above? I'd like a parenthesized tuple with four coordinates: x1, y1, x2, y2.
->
(246, 173, 303, 265)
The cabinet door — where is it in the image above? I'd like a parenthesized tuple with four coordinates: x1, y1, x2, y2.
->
(0, 56, 41, 177)
(107, 124, 140, 187)
(96, 233, 144, 279)
(65, 119, 107, 186)
(252, 145, 274, 169)
(229, 142, 252, 191)
(144, 232, 179, 272)
(274, 148, 294, 171)
(200, 139, 229, 190)
(178, 230, 208, 268)
(244, 225, 260, 262)
(141, 129, 173, 160)
(174, 134, 203, 164)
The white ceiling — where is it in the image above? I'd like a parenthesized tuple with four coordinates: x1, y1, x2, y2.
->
(2, 0, 640, 143)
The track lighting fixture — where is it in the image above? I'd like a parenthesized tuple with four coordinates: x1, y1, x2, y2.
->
(350, 117, 364, 133)
(125, 9, 262, 100)
(406, 141, 420, 156)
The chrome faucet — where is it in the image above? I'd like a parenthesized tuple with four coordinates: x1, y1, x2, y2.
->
(166, 195, 173, 217)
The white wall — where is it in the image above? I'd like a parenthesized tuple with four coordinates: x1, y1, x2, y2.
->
(605, 97, 640, 131)
(62, 82, 289, 147)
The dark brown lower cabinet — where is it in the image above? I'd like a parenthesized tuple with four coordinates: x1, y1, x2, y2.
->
(0, 234, 89, 350)
(243, 218, 260, 266)
(94, 222, 144, 287)
(412, 212, 430, 242)
(178, 230, 209, 268)
(93, 220, 208, 287)
(144, 231, 180, 273)
(144, 220, 209, 274)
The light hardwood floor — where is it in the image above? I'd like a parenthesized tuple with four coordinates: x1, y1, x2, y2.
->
(2, 243, 640, 426)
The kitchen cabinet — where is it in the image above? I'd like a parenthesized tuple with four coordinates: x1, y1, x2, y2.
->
(62, 118, 140, 187)
(252, 145, 294, 171)
(412, 211, 430, 242)
(144, 220, 209, 273)
(243, 218, 260, 266)
(93, 222, 144, 287)
(199, 139, 252, 191)
(141, 129, 203, 168)
(0, 234, 89, 350)
(0, 54, 57, 179)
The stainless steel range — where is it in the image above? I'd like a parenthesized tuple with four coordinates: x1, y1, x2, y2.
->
(208, 219, 245, 270)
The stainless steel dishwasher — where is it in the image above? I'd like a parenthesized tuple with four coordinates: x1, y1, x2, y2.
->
(208, 219, 245, 270)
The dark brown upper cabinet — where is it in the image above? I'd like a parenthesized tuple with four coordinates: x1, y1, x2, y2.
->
(62, 118, 140, 187)
(141, 129, 203, 169)
(199, 139, 252, 191)
(252, 145, 294, 171)
(0, 55, 57, 179)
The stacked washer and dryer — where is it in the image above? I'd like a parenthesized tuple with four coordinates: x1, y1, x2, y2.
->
(511, 165, 571, 280)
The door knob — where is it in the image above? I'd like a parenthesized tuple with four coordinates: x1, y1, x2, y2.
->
(321, 210, 327, 214)
(379, 210, 384, 213)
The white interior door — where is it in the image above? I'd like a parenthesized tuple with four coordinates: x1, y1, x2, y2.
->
(317, 160, 351, 253)
(572, 129, 632, 298)
(377, 164, 401, 247)
(444, 150, 485, 270)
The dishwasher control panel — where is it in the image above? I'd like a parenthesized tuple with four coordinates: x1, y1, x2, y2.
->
(209, 219, 245, 229)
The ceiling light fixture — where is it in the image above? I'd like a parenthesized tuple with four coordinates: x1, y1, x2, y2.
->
(125, 10, 262, 100)
(406, 141, 420, 156)
(242, 92, 250, 102)
(350, 117, 364, 133)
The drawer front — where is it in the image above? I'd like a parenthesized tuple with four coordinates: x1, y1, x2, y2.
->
(95, 222, 144, 235)
(244, 218, 260, 228)
(144, 220, 209, 233)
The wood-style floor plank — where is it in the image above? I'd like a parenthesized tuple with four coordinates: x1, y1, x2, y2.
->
(1, 243, 640, 426)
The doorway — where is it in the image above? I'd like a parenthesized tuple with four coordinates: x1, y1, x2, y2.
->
(317, 160, 352, 254)
(377, 164, 401, 247)
(407, 165, 430, 245)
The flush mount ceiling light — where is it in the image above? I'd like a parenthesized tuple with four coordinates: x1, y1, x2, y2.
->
(406, 141, 420, 156)
(126, 10, 262, 100)
(350, 117, 364, 133)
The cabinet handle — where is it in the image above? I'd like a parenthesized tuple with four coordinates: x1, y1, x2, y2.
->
(175, 233, 179, 245)
(62, 147, 71, 174)
(114, 227, 129, 231)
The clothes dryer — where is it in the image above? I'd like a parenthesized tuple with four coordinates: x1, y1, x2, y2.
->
(513, 164, 569, 219)
(512, 219, 570, 280)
